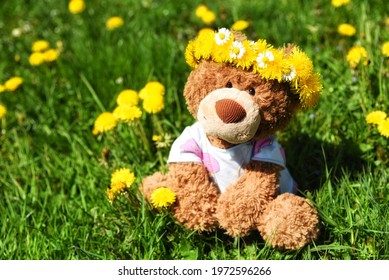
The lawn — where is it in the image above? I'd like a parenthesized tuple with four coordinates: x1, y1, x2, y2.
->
(0, 0, 388, 260)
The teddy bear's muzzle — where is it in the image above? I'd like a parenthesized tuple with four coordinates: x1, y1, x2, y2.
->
(215, 99, 247, 124)
(197, 88, 261, 144)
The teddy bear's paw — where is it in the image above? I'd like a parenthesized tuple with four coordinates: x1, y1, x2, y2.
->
(140, 172, 168, 202)
(258, 193, 319, 250)
(173, 198, 219, 232)
(164, 162, 220, 232)
(216, 190, 268, 237)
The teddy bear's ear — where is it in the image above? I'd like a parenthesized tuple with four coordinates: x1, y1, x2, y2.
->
(282, 43, 296, 57)
(231, 30, 247, 42)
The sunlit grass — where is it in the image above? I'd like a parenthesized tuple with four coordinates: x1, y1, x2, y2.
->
(0, 0, 388, 260)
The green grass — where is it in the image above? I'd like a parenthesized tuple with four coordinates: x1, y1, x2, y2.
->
(0, 0, 388, 260)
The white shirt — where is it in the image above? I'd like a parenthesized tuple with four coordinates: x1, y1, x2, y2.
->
(167, 122, 296, 194)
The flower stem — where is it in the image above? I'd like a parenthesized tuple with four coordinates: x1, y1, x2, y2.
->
(152, 114, 164, 136)
(1, 118, 6, 135)
(134, 120, 153, 158)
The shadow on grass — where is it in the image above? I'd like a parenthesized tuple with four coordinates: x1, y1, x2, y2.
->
(281, 133, 367, 193)
(280, 133, 371, 258)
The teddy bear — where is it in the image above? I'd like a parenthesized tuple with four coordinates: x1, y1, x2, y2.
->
(141, 28, 322, 250)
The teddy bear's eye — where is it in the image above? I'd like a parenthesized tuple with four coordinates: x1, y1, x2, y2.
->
(248, 88, 256, 96)
(226, 82, 233, 88)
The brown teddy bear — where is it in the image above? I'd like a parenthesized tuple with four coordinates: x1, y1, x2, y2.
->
(141, 28, 322, 250)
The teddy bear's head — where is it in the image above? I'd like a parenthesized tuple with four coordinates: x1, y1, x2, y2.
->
(183, 28, 322, 145)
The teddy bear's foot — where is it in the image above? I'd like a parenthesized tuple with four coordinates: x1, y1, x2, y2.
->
(258, 193, 319, 250)
(216, 187, 267, 237)
(140, 172, 168, 203)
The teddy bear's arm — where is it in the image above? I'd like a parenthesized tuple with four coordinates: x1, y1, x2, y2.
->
(216, 160, 282, 237)
(167, 162, 220, 231)
(141, 161, 220, 231)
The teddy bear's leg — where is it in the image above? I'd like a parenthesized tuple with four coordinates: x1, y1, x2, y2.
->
(167, 163, 220, 232)
(216, 162, 280, 237)
(258, 193, 319, 250)
(140, 172, 168, 203)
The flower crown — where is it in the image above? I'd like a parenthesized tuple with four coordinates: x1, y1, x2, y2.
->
(185, 27, 322, 109)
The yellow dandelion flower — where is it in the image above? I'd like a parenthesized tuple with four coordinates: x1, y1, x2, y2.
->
(197, 28, 214, 37)
(4, 77, 23, 91)
(68, 0, 85, 15)
(296, 73, 322, 109)
(113, 105, 142, 122)
(92, 112, 118, 135)
(190, 28, 216, 64)
(31, 40, 50, 52)
(338, 23, 356, 36)
(195, 5, 208, 18)
(0, 85, 5, 93)
(152, 134, 162, 141)
(366, 111, 387, 125)
(236, 40, 257, 69)
(377, 119, 389, 138)
(201, 10, 216, 25)
(233, 40, 257, 69)
(255, 48, 286, 81)
(231, 20, 249, 31)
(185, 40, 198, 68)
(150, 187, 176, 208)
(106, 16, 124, 30)
(346, 46, 368, 68)
(43, 49, 60, 62)
(106, 188, 116, 202)
(110, 168, 136, 190)
(331, 0, 351, 7)
(0, 104, 6, 118)
(29, 52, 45, 66)
(142, 92, 164, 114)
(117, 89, 139, 106)
(194, 29, 215, 61)
(139, 81, 165, 100)
(286, 47, 314, 84)
(254, 39, 272, 53)
(212, 30, 234, 63)
(381, 41, 389, 57)
(106, 168, 135, 202)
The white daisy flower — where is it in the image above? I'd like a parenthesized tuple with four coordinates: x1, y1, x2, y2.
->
(282, 66, 297, 81)
(256, 50, 274, 69)
(11, 28, 22, 37)
(230, 41, 246, 59)
(215, 28, 231, 45)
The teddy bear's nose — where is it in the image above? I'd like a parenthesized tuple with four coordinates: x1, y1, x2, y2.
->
(215, 99, 247, 124)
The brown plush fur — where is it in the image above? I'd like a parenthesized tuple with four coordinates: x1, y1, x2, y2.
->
(216, 161, 281, 236)
(141, 163, 220, 231)
(258, 193, 319, 249)
(141, 58, 319, 250)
